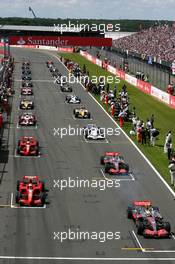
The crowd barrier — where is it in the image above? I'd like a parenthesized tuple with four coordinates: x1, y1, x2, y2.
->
(80, 50, 175, 110)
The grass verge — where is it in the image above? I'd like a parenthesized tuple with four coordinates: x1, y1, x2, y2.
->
(59, 52, 175, 188)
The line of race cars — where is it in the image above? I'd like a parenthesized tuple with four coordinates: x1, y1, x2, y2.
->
(15, 61, 48, 207)
(46, 59, 172, 239)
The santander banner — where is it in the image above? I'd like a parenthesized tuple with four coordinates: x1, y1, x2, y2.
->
(9, 36, 112, 47)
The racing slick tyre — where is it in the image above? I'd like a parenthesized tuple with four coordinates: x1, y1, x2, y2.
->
(40, 193, 46, 206)
(104, 163, 114, 173)
(137, 221, 144, 235)
(127, 206, 133, 219)
(35, 148, 39, 156)
(41, 182, 46, 192)
(152, 206, 159, 211)
(74, 113, 79, 118)
(119, 163, 129, 172)
(17, 180, 20, 191)
(84, 131, 88, 139)
(87, 113, 91, 119)
(163, 222, 171, 233)
(17, 147, 21, 155)
(100, 156, 105, 165)
(16, 192, 21, 203)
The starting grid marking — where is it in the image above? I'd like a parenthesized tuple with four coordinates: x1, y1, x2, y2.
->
(15, 79, 54, 83)
(72, 115, 93, 121)
(16, 123, 38, 129)
(0, 256, 174, 261)
(0, 194, 46, 209)
(19, 95, 35, 99)
(132, 230, 175, 253)
(84, 137, 109, 144)
(14, 149, 41, 158)
(10, 193, 46, 209)
(100, 169, 135, 182)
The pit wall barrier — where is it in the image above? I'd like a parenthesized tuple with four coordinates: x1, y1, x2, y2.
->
(11, 45, 74, 52)
(80, 50, 175, 110)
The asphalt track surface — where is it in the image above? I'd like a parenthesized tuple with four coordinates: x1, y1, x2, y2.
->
(0, 47, 174, 264)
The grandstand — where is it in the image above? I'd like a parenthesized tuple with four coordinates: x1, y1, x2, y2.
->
(113, 24, 175, 64)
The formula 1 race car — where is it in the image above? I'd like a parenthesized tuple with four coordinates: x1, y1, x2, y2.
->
(16, 176, 47, 207)
(18, 113, 36, 126)
(100, 152, 124, 165)
(22, 69, 31, 75)
(65, 94, 81, 104)
(22, 81, 33, 87)
(74, 106, 91, 119)
(127, 201, 171, 238)
(17, 137, 39, 156)
(22, 74, 32, 81)
(84, 124, 105, 140)
(60, 83, 73, 92)
(21, 87, 33, 96)
(104, 158, 129, 175)
(46, 61, 53, 67)
(22, 61, 30, 67)
(20, 99, 34, 110)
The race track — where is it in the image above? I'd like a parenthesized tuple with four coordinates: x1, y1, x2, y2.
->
(0, 47, 174, 264)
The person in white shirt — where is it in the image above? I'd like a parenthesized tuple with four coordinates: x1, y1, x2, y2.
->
(169, 156, 175, 186)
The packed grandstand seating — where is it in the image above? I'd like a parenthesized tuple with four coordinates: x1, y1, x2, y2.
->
(113, 24, 175, 63)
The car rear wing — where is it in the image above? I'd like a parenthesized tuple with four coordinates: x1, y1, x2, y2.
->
(133, 201, 152, 207)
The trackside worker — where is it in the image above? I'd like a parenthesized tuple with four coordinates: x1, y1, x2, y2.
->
(111, 103, 115, 117)
(169, 155, 175, 187)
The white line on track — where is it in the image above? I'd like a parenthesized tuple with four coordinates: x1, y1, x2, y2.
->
(10, 193, 46, 209)
(14, 150, 41, 158)
(132, 230, 144, 252)
(1, 256, 175, 260)
(131, 230, 175, 253)
(19, 95, 35, 99)
(53, 54, 175, 199)
(145, 250, 175, 253)
(16, 123, 38, 129)
(15, 79, 54, 83)
(72, 115, 93, 121)
(84, 137, 109, 144)
(100, 169, 135, 182)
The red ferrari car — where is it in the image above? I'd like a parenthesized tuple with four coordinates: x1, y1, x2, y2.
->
(17, 137, 39, 156)
(21, 87, 33, 96)
(127, 200, 171, 238)
(16, 176, 47, 207)
(100, 152, 124, 165)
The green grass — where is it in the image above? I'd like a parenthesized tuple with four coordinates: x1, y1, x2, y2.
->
(59, 52, 175, 187)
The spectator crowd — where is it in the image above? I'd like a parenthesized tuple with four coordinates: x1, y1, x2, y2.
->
(113, 24, 175, 63)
